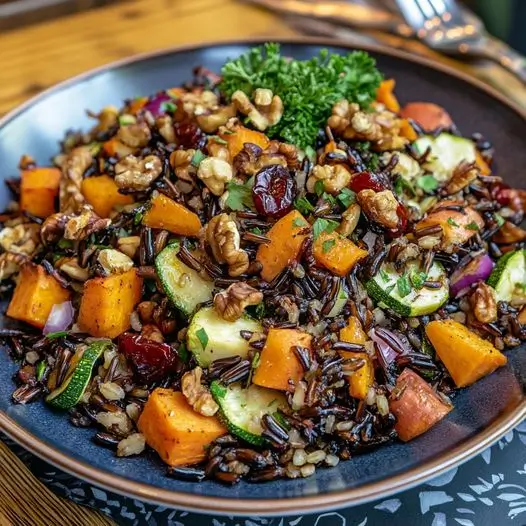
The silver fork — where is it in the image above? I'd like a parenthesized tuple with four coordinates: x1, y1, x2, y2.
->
(394, 0, 526, 84)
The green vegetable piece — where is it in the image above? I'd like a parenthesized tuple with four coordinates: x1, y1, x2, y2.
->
(312, 218, 339, 241)
(416, 175, 439, 193)
(225, 179, 255, 211)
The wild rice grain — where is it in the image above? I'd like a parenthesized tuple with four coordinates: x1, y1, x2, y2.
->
(99, 382, 125, 401)
(300, 464, 316, 477)
(306, 450, 326, 464)
(325, 454, 340, 467)
(292, 449, 307, 467)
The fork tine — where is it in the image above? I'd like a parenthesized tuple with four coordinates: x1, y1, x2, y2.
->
(393, 0, 428, 29)
(415, 0, 438, 20)
(426, 0, 447, 17)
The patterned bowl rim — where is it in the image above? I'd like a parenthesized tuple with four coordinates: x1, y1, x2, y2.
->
(0, 36, 525, 516)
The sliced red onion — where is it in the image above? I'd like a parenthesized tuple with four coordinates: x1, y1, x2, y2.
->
(370, 328, 399, 365)
(143, 92, 173, 117)
(43, 301, 74, 335)
(450, 252, 495, 297)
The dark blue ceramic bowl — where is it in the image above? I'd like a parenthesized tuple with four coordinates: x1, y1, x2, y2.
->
(0, 39, 524, 516)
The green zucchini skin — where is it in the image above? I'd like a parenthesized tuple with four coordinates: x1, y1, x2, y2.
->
(487, 249, 526, 305)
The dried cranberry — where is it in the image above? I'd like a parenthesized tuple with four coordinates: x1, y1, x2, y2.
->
(348, 171, 385, 193)
(119, 333, 182, 384)
(252, 165, 296, 219)
(175, 120, 205, 149)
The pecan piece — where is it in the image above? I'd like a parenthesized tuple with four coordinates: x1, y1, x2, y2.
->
(357, 189, 400, 229)
(181, 367, 219, 416)
(214, 282, 263, 322)
(470, 282, 497, 323)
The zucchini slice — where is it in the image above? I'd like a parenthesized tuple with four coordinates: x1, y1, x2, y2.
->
(487, 249, 526, 306)
(155, 242, 214, 315)
(210, 381, 288, 446)
(46, 340, 113, 410)
(413, 133, 477, 183)
(327, 282, 349, 318)
(187, 306, 263, 367)
(366, 261, 449, 317)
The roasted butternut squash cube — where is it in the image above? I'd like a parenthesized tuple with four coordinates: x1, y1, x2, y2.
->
(81, 175, 133, 218)
(143, 194, 202, 237)
(313, 231, 368, 276)
(20, 167, 61, 218)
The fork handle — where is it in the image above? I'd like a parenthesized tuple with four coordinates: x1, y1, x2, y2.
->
(471, 36, 526, 85)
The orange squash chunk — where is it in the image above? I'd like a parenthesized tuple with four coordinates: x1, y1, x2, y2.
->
(7, 264, 70, 329)
(102, 138, 135, 158)
(253, 328, 312, 392)
(389, 368, 452, 441)
(313, 231, 368, 277)
(219, 125, 270, 158)
(426, 319, 507, 388)
(20, 167, 61, 218)
(475, 150, 491, 175)
(256, 210, 310, 282)
(81, 175, 133, 218)
(376, 79, 400, 113)
(340, 316, 368, 345)
(78, 269, 142, 338)
(399, 119, 418, 141)
(143, 193, 202, 236)
(138, 389, 227, 467)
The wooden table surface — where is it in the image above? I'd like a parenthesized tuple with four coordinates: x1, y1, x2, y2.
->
(0, 1, 524, 525)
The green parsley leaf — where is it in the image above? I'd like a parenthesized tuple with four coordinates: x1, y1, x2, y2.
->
(396, 274, 412, 298)
(410, 271, 428, 289)
(465, 221, 480, 231)
(57, 239, 74, 249)
(304, 146, 316, 163)
(312, 218, 339, 241)
(196, 328, 209, 349)
(416, 175, 439, 193)
(294, 196, 315, 215)
(337, 188, 356, 208)
(366, 152, 380, 171)
(133, 211, 144, 226)
(219, 43, 383, 150)
(380, 269, 389, 282)
(292, 217, 308, 228)
(394, 177, 415, 197)
(250, 227, 263, 236)
(322, 192, 337, 206)
(354, 141, 371, 152)
(36, 361, 46, 382)
(209, 135, 228, 145)
(322, 238, 336, 254)
(447, 217, 460, 227)
(177, 343, 190, 363)
(190, 150, 207, 168)
(118, 114, 136, 126)
(225, 179, 254, 211)
(160, 101, 177, 113)
(494, 213, 506, 228)
(46, 331, 68, 340)
(314, 180, 325, 197)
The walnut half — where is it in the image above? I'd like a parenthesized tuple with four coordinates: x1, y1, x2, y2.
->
(181, 367, 219, 417)
(205, 213, 249, 277)
(114, 154, 163, 191)
(214, 282, 263, 322)
(357, 189, 400, 229)
(470, 282, 497, 323)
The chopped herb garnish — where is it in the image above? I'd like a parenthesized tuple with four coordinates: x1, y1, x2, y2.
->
(314, 180, 325, 197)
(294, 196, 315, 215)
(254, 302, 266, 319)
(337, 188, 356, 208)
(354, 141, 371, 152)
(196, 328, 209, 349)
(304, 145, 316, 162)
(312, 218, 339, 241)
(118, 114, 136, 126)
(220, 43, 383, 149)
(447, 217, 460, 227)
(46, 331, 68, 340)
(410, 271, 428, 289)
(209, 135, 228, 145)
(494, 213, 505, 228)
(134, 211, 144, 226)
(190, 150, 207, 168)
(178, 342, 190, 363)
(321, 192, 337, 206)
(396, 274, 412, 298)
(394, 176, 415, 197)
(292, 217, 308, 228)
(225, 178, 254, 211)
(161, 101, 177, 113)
(366, 152, 380, 171)
(416, 175, 439, 193)
(465, 221, 480, 231)
(36, 361, 46, 382)
(57, 239, 74, 249)
(322, 238, 336, 254)
(250, 227, 264, 236)
(380, 269, 389, 282)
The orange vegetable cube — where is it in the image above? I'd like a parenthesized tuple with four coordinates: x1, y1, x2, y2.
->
(126, 97, 148, 115)
(78, 269, 142, 338)
(20, 167, 61, 218)
(138, 389, 227, 466)
(340, 316, 368, 345)
(7, 264, 70, 329)
(219, 126, 270, 158)
(143, 193, 202, 237)
(475, 150, 491, 175)
(81, 175, 133, 218)
(389, 368, 452, 441)
(376, 79, 400, 113)
(256, 210, 310, 282)
(426, 319, 507, 388)
(399, 119, 418, 141)
(313, 231, 368, 276)
(102, 138, 135, 158)
(253, 328, 312, 392)
(339, 351, 374, 400)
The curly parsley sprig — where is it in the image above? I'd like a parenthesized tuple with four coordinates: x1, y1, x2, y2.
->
(219, 43, 383, 150)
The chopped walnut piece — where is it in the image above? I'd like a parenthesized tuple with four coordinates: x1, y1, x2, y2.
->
(444, 161, 479, 195)
(357, 189, 400, 229)
(0, 223, 40, 256)
(40, 213, 69, 245)
(117, 121, 151, 148)
(56, 257, 89, 281)
(141, 324, 164, 343)
(197, 157, 233, 196)
(181, 90, 219, 117)
(64, 205, 111, 240)
(156, 115, 176, 144)
(214, 282, 263, 322)
(233, 143, 287, 177)
(114, 154, 162, 191)
(205, 213, 249, 277)
(196, 104, 237, 133)
(117, 236, 141, 259)
(0, 252, 30, 281)
(328, 99, 409, 151)
(98, 249, 134, 275)
(470, 282, 497, 323)
(307, 164, 352, 195)
(60, 146, 93, 213)
(231, 89, 283, 131)
(169, 149, 196, 183)
(181, 367, 219, 417)
(337, 203, 361, 237)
